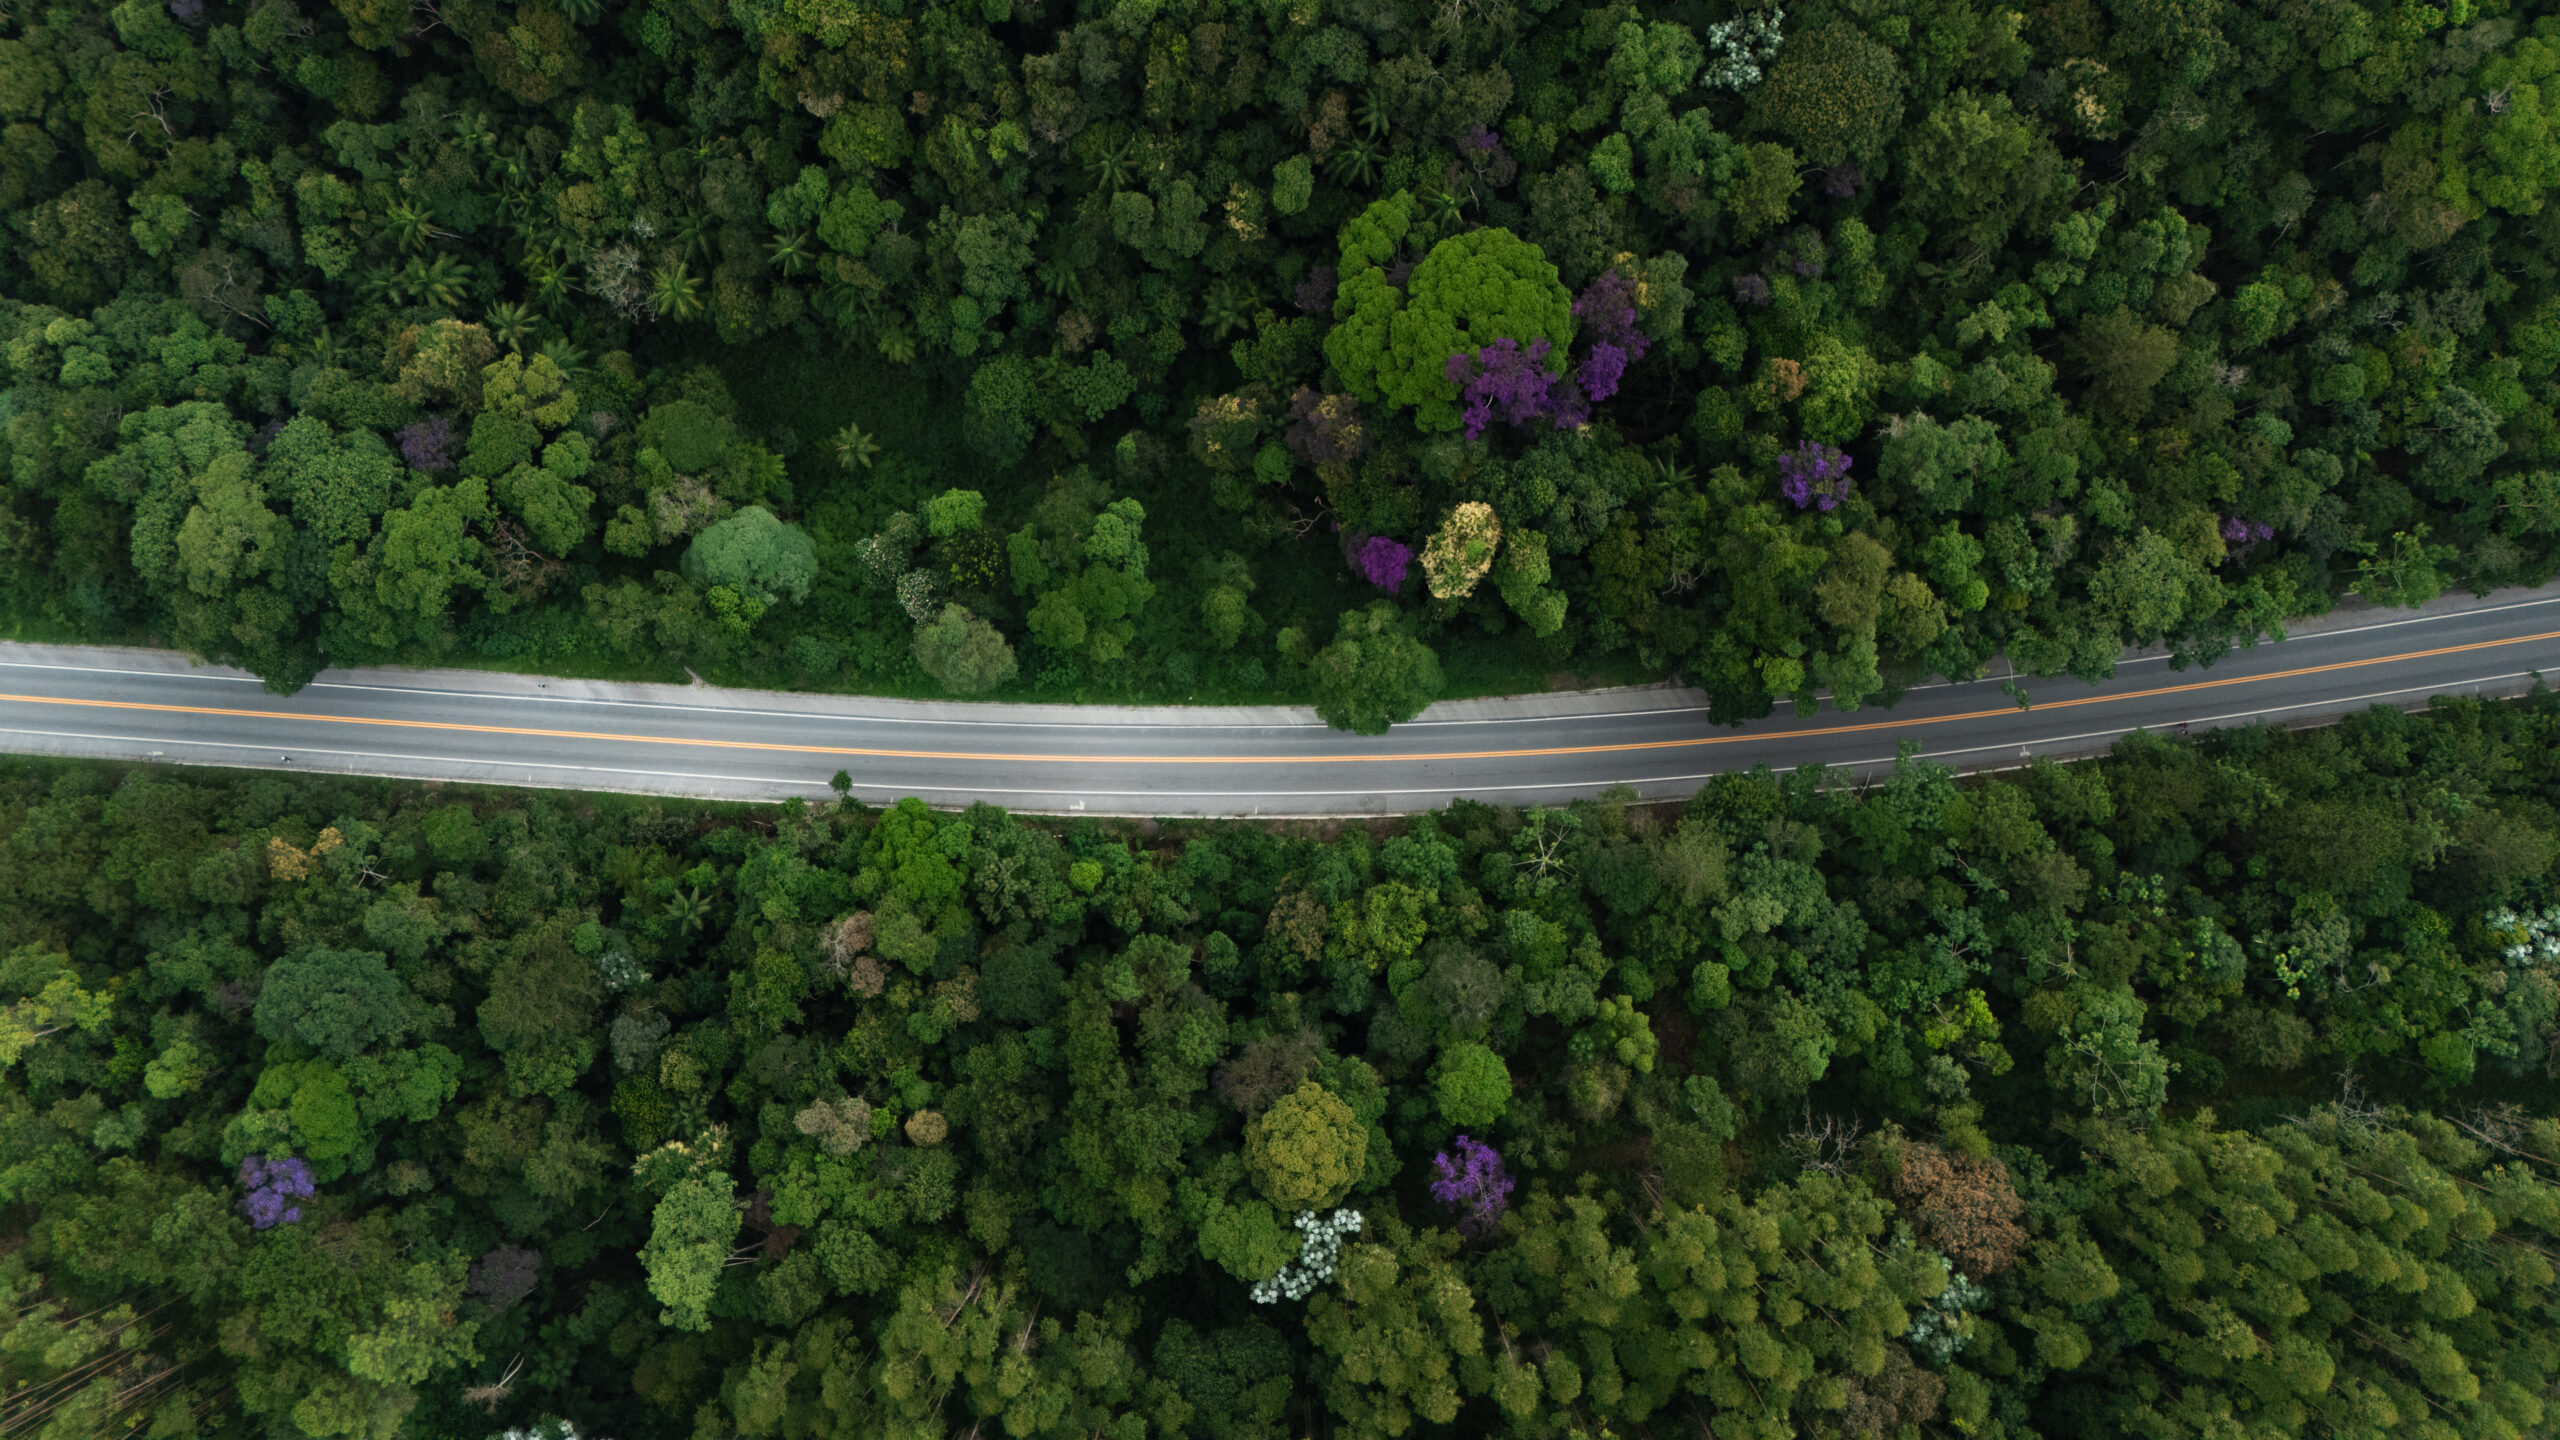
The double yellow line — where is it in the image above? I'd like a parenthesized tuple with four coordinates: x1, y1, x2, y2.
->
(0, 630, 2552, 766)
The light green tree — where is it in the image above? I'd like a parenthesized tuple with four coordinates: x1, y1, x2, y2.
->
(640, 1172, 741, 1332)
(1325, 195, 1574, 432)
(683, 506, 817, 606)
(1245, 1081, 1368, 1210)
(1429, 1042, 1513, 1127)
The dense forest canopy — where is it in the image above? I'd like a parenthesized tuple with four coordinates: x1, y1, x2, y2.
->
(0, 0, 2556, 724)
(7, 694, 2560, 1438)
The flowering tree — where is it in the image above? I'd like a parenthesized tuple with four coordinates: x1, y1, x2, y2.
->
(1779, 441, 1855, 510)
(1420, 503, 1502, 599)
(1285, 387, 1370, 465)
(238, 1153, 315, 1229)
(1351, 535, 1414, 592)
(1249, 1208, 1365, 1303)
(1444, 274, 1654, 438)
(1570, 272, 1650, 404)
(1428, 1135, 1514, 1236)
(1444, 338, 1569, 439)
(396, 417, 458, 472)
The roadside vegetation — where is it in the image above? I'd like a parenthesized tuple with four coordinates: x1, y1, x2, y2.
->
(7, 693, 2560, 1437)
(0, 0, 2557, 729)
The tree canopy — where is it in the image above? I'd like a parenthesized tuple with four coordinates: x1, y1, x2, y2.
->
(5, 688, 2560, 1439)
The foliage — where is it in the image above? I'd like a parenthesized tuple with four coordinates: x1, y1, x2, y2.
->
(1427, 1135, 1513, 1236)
(1308, 603, 1444, 735)
(1420, 504, 1502, 601)
(0, 0, 2546, 732)
(911, 604, 1018, 695)
(681, 507, 817, 608)
(237, 1154, 317, 1229)
(4, 692, 2560, 1436)
(1246, 1081, 1369, 1211)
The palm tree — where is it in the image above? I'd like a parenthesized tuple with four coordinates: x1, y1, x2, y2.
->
(874, 320, 918, 366)
(666, 885, 709, 934)
(648, 261, 706, 321)
(298, 326, 342, 368)
(832, 423, 882, 471)
(1327, 133, 1383, 188)
(1353, 92, 1393, 140)
(766, 229, 813, 277)
(380, 199, 439, 255)
(1202, 277, 1260, 341)
(537, 335, 590, 377)
(484, 300, 537, 352)
(526, 254, 574, 313)
(673, 211, 714, 263)
(1417, 183, 1466, 232)
(1085, 137, 1137, 191)
(382, 255, 472, 310)
(1036, 253, 1086, 305)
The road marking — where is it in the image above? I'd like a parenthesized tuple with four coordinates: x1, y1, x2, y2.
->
(0, 669, 2538, 804)
(0, 632, 2552, 767)
(10, 589, 2560, 727)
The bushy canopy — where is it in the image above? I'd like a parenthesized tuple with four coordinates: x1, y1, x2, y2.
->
(681, 506, 817, 607)
(1326, 205, 1574, 433)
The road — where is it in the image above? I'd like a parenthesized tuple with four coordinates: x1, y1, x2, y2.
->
(0, 586, 2555, 816)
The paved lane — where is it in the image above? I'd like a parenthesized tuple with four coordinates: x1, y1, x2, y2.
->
(0, 586, 2555, 816)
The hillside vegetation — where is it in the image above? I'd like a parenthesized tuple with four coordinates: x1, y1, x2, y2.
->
(6, 695, 2560, 1436)
(0, 0, 2556, 723)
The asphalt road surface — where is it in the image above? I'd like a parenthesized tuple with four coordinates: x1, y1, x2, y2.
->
(2, 585, 2556, 817)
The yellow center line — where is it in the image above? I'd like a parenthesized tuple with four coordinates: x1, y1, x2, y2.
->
(0, 630, 2553, 766)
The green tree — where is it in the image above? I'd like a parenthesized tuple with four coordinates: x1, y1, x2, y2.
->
(683, 506, 818, 606)
(1901, 89, 2057, 251)
(339, 478, 494, 654)
(253, 949, 427, 1060)
(2025, 1109, 2560, 1440)
(0, 947, 111, 1073)
(1305, 1218, 1484, 1439)
(1429, 1042, 1513, 1127)
(1752, 22, 1906, 166)
(1310, 603, 1444, 735)
(1325, 201, 1575, 432)
(913, 604, 1019, 695)
(2067, 306, 2179, 420)
(641, 1172, 741, 1332)
(1245, 1081, 1368, 1210)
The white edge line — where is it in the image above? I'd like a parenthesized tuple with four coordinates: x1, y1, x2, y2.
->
(0, 671, 2540, 804)
(6, 589, 2557, 728)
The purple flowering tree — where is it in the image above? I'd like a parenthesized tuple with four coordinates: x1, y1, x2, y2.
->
(1571, 273, 1649, 359)
(1733, 273, 1773, 308)
(1445, 339, 1562, 439)
(397, 416, 458, 472)
(1443, 275, 1656, 439)
(1458, 125, 1519, 188)
(1779, 441, 1855, 511)
(2221, 516, 2274, 545)
(239, 1154, 316, 1229)
(1352, 535, 1414, 591)
(1430, 1135, 1514, 1237)
(1570, 272, 1650, 404)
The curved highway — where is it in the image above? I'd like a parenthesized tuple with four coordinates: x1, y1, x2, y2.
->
(1, 586, 2556, 816)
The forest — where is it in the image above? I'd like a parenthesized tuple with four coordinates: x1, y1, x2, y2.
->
(6, 693, 2560, 1439)
(0, 0, 2558, 725)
